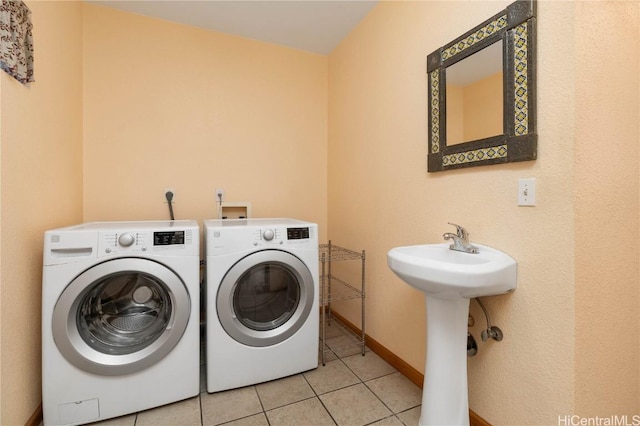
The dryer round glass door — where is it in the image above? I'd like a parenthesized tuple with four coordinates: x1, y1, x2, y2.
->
(52, 258, 191, 376)
(217, 250, 315, 347)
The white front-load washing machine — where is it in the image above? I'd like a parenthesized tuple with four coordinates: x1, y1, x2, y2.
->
(205, 218, 319, 393)
(42, 220, 200, 426)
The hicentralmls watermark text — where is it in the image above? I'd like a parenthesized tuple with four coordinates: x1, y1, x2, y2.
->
(558, 415, 640, 426)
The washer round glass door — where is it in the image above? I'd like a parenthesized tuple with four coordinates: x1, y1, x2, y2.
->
(217, 250, 314, 347)
(52, 258, 191, 376)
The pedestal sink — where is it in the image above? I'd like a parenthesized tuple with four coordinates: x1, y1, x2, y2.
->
(387, 242, 516, 426)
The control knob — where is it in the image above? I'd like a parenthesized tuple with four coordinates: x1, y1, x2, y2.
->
(118, 233, 135, 247)
(262, 229, 275, 241)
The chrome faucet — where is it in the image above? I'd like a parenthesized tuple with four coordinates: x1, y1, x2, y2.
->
(443, 222, 479, 254)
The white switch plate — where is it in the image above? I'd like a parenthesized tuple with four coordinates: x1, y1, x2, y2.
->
(518, 178, 536, 206)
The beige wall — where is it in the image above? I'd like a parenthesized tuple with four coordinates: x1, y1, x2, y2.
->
(0, 1, 83, 424)
(447, 72, 503, 145)
(0, 49, 3, 424)
(328, 1, 638, 424)
(0, 4, 327, 423)
(1, 1, 638, 424)
(446, 83, 464, 145)
(463, 72, 503, 142)
(574, 1, 640, 416)
(82, 4, 328, 238)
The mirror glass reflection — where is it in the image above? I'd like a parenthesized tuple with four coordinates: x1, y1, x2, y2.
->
(445, 40, 503, 146)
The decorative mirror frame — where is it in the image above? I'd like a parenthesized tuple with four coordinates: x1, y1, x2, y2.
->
(427, 0, 537, 172)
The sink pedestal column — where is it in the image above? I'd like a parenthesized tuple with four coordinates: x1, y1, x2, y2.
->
(420, 296, 470, 426)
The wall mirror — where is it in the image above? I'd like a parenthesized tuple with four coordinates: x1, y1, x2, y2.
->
(427, 0, 537, 172)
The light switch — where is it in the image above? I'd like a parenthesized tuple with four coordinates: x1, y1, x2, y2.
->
(518, 178, 536, 206)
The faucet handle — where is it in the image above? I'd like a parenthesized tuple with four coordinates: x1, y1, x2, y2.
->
(447, 222, 469, 240)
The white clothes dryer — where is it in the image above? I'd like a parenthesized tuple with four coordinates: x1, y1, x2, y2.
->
(205, 218, 319, 393)
(42, 221, 200, 426)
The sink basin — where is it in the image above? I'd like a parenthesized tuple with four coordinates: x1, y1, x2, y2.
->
(387, 242, 517, 425)
(387, 242, 516, 299)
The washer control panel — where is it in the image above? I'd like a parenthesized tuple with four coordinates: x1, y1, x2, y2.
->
(44, 221, 200, 265)
(99, 229, 194, 255)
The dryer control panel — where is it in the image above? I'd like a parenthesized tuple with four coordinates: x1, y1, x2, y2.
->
(253, 227, 286, 246)
(205, 219, 317, 256)
(287, 227, 310, 240)
(252, 226, 314, 247)
(257, 227, 311, 242)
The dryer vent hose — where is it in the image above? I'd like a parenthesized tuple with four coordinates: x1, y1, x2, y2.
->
(166, 191, 175, 221)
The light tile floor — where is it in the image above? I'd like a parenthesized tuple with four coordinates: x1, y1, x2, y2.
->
(91, 319, 422, 426)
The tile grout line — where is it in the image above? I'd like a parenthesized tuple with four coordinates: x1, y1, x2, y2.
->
(316, 335, 392, 426)
(300, 367, 339, 426)
(140, 317, 418, 426)
(323, 324, 419, 426)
